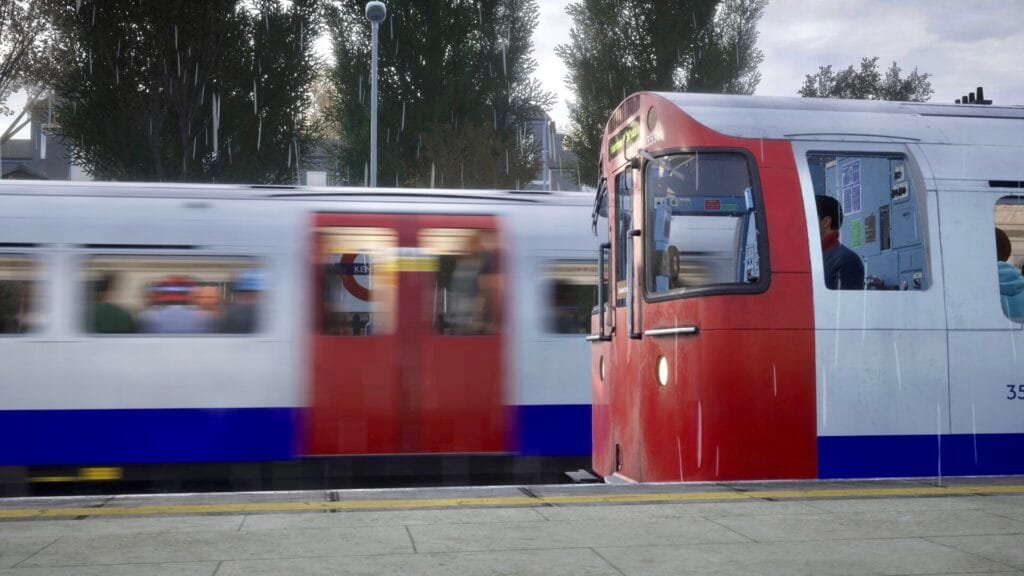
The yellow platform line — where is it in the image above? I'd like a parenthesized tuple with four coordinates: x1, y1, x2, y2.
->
(3, 484, 1024, 520)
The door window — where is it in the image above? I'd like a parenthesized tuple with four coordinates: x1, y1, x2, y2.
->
(420, 228, 501, 335)
(0, 255, 42, 334)
(318, 227, 397, 336)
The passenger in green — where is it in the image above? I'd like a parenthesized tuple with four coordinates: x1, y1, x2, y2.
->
(89, 274, 136, 333)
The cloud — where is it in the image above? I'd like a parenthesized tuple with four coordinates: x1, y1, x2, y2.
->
(755, 0, 1024, 105)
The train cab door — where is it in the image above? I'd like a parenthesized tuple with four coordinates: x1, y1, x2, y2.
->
(604, 166, 645, 480)
(589, 177, 614, 475)
(308, 213, 506, 455)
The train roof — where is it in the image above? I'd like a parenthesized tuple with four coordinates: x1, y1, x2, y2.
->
(0, 179, 592, 205)
(651, 92, 1024, 147)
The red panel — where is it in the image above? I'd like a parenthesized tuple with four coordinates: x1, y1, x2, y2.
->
(307, 213, 403, 455)
(414, 214, 507, 453)
(417, 336, 505, 452)
(306, 212, 508, 456)
(595, 92, 818, 481)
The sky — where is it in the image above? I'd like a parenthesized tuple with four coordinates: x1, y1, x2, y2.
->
(533, 0, 1024, 129)
(5, 1, 1023, 138)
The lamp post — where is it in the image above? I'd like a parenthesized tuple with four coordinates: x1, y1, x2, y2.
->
(366, 1, 386, 188)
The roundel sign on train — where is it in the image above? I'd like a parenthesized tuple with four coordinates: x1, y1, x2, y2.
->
(336, 253, 372, 310)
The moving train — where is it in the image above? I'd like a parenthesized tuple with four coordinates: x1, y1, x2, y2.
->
(0, 181, 599, 492)
(591, 92, 1024, 482)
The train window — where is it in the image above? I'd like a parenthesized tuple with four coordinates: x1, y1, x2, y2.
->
(82, 256, 266, 335)
(994, 197, 1024, 322)
(546, 261, 598, 334)
(420, 228, 501, 336)
(807, 153, 929, 291)
(614, 169, 633, 304)
(645, 152, 764, 295)
(318, 227, 397, 336)
(0, 255, 42, 334)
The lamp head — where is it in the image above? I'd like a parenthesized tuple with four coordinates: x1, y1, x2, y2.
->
(365, 1, 386, 24)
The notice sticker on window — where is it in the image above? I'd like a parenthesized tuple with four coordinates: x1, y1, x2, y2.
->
(840, 160, 862, 216)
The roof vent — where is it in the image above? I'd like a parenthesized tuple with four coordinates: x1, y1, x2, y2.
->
(955, 86, 993, 105)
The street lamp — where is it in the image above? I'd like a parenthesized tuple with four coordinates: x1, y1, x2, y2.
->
(366, 1, 386, 188)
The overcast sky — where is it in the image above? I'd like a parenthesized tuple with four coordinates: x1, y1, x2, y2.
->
(534, 0, 1024, 129)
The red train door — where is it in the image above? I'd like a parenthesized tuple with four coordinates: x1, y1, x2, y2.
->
(307, 213, 505, 455)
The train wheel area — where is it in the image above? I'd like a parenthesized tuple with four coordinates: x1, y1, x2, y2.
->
(3, 478, 1024, 575)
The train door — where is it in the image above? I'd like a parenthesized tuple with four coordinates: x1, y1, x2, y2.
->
(589, 178, 614, 475)
(938, 185, 1024, 476)
(626, 148, 817, 482)
(308, 213, 505, 455)
(795, 144, 949, 479)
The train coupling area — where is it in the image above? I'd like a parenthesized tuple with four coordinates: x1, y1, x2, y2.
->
(3, 477, 1024, 574)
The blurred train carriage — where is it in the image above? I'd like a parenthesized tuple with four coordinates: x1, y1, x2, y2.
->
(591, 92, 1024, 482)
(0, 182, 600, 492)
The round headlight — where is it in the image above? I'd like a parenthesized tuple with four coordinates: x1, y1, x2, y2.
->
(656, 356, 669, 386)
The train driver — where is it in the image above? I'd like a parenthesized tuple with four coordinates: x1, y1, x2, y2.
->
(815, 195, 864, 290)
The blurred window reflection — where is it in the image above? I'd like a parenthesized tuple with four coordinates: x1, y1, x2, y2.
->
(547, 261, 597, 334)
(318, 227, 397, 336)
(83, 256, 265, 335)
(0, 255, 41, 334)
(645, 153, 763, 294)
(420, 228, 501, 335)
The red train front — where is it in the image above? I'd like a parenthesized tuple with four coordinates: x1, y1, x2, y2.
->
(591, 92, 817, 482)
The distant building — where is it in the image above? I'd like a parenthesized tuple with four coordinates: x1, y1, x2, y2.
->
(1, 115, 84, 181)
(525, 116, 581, 192)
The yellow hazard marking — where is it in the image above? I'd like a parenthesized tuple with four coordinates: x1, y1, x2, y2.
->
(2, 483, 1024, 519)
(30, 467, 123, 484)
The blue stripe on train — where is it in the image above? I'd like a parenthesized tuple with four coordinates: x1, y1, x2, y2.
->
(0, 408, 298, 466)
(516, 404, 591, 457)
(0, 404, 592, 465)
(818, 433, 1024, 478)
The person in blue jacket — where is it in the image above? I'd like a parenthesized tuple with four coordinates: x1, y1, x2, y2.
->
(995, 227, 1024, 320)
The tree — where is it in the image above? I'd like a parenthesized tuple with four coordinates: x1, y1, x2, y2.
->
(327, 0, 553, 189)
(557, 0, 767, 185)
(798, 57, 934, 102)
(37, 0, 323, 183)
(0, 0, 51, 142)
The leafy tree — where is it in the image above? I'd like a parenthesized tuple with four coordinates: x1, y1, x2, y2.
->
(0, 0, 51, 141)
(557, 0, 767, 185)
(327, 0, 553, 188)
(798, 57, 934, 102)
(36, 0, 323, 183)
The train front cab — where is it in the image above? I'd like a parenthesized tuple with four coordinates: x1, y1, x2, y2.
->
(591, 93, 818, 482)
(592, 92, 1024, 482)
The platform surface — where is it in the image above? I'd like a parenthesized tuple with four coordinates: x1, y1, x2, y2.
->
(3, 477, 1024, 575)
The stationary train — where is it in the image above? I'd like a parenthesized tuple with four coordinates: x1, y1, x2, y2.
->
(591, 92, 1024, 481)
(0, 182, 599, 492)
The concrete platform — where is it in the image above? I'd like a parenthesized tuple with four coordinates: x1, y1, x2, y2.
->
(2, 477, 1024, 575)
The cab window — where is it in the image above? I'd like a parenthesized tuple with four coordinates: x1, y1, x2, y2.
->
(806, 153, 929, 291)
(645, 152, 763, 296)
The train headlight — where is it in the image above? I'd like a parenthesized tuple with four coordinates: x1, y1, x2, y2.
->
(656, 356, 669, 386)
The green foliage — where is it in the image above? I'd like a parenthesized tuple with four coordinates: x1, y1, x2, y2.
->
(798, 57, 934, 102)
(327, 0, 553, 188)
(38, 0, 324, 183)
(557, 0, 766, 186)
